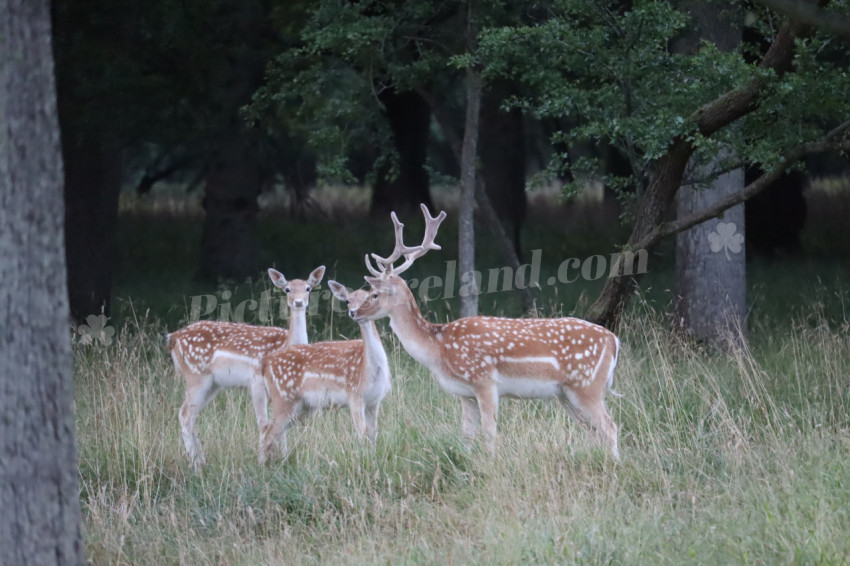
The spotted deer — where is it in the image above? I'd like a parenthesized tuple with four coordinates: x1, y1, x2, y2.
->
(258, 280, 391, 464)
(362, 204, 622, 458)
(167, 265, 325, 470)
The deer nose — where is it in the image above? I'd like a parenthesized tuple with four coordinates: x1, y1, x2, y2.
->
(348, 309, 356, 318)
(293, 299, 305, 309)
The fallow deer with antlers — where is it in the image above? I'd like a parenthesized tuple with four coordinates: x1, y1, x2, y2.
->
(362, 204, 622, 458)
(167, 265, 324, 470)
(258, 280, 391, 464)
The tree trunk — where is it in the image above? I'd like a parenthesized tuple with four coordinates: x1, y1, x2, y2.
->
(0, 1, 84, 563)
(459, 67, 483, 317)
(676, 170, 747, 348)
(199, 138, 262, 281)
(674, 1, 746, 349)
(372, 89, 433, 215)
(480, 79, 527, 258)
(418, 86, 537, 314)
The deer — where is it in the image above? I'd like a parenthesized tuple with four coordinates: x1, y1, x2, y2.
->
(258, 280, 392, 464)
(361, 204, 622, 458)
(167, 265, 325, 471)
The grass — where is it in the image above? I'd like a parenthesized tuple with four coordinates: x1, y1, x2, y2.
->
(75, 303, 850, 565)
(77, 182, 850, 564)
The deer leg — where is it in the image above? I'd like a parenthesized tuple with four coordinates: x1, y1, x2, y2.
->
(364, 402, 380, 445)
(460, 396, 481, 447)
(348, 395, 368, 439)
(585, 400, 619, 460)
(259, 400, 299, 465)
(475, 385, 500, 454)
(560, 388, 619, 460)
(249, 374, 270, 431)
(179, 380, 219, 471)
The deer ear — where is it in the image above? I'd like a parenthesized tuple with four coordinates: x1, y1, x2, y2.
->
(327, 280, 348, 302)
(308, 265, 326, 287)
(268, 268, 288, 289)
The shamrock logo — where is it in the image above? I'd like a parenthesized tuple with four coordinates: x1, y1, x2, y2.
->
(77, 314, 115, 346)
(708, 222, 744, 259)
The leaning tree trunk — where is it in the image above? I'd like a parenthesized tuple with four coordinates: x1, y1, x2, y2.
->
(0, 0, 84, 563)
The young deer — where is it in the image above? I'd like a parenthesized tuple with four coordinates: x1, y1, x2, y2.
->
(168, 265, 325, 470)
(362, 204, 622, 458)
(258, 280, 391, 464)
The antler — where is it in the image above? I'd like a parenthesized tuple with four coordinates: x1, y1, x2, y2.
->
(365, 203, 447, 276)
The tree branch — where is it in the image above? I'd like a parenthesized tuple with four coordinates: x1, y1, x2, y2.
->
(634, 126, 850, 250)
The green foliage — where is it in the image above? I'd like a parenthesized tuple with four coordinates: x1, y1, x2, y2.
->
(479, 0, 850, 207)
(252, 1, 464, 182)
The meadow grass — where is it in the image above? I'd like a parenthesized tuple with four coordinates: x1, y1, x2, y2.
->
(75, 299, 850, 565)
(79, 183, 850, 564)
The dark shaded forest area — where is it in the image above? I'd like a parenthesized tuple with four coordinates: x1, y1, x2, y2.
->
(52, 0, 850, 348)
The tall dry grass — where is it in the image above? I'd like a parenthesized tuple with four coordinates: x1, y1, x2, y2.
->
(75, 300, 850, 565)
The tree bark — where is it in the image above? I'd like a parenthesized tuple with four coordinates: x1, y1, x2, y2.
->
(676, 168, 747, 348)
(459, 67, 483, 317)
(0, 0, 84, 563)
(674, 0, 747, 349)
(585, 18, 802, 329)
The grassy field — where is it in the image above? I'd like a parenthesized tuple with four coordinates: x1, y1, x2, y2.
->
(77, 184, 850, 564)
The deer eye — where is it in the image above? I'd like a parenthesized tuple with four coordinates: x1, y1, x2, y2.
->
(284, 287, 291, 294)
(305, 286, 311, 292)
(371, 292, 378, 299)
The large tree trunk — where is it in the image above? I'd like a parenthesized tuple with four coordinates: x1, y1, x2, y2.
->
(199, 137, 262, 280)
(0, 1, 84, 563)
(480, 80, 527, 258)
(372, 89, 433, 215)
(674, 1, 746, 349)
(585, 18, 801, 329)
(676, 170, 747, 347)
